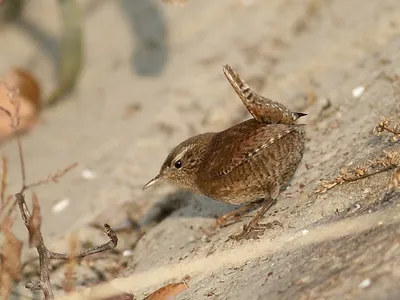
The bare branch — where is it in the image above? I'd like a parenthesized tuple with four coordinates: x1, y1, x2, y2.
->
(15, 193, 30, 225)
(25, 162, 78, 190)
(50, 224, 118, 260)
(15, 192, 119, 299)
(1, 74, 119, 299)
(17, 137, 26, 192)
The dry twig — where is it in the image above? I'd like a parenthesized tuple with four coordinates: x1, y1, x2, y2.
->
(374, 116, 400, 141)
(15, 175, 118, 298)
(1, 156, 7, 205)
(315, 116, 400, 194)
(0, 81, 119, 299)
(315, 148, 400, 194)
(25, 163, 78, 190)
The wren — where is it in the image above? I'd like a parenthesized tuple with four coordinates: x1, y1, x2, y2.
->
(143, 64, 306, 240)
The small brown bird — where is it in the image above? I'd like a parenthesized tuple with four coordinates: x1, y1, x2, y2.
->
(144, 64, 306, 239)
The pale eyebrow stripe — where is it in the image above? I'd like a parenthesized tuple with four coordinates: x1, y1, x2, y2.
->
(173, 145, 192, 162)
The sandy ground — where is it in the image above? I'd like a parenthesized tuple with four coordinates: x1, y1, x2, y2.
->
(1, 0, 400, 299)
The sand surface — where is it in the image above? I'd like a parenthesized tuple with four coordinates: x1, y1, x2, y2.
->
(1, 0, 400, 299)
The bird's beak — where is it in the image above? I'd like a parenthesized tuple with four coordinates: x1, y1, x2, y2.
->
(143, 174, 163, 190)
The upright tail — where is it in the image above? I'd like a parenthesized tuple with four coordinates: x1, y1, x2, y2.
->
(222, 64, 307, 125)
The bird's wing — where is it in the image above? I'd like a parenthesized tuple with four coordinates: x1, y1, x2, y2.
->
(198, 119, 303, 181)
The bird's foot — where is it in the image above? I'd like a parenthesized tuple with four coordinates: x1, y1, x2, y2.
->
(228, 197, 278, 240)
(229, 220, 283, 241)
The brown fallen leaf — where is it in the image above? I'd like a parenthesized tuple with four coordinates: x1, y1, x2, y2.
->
(0, 68, 41, 140)
(5, 69, 41, 108)
(144, 276, 190, 300)
(0, 215, 23, 299)
(27, 193, 42, 247)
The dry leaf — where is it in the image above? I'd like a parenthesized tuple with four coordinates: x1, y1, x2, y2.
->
(144, 280, 189, 300)
(0, 216, 23, 299)
(0, 68, 41, 139)
(27, 193, 42, 247)
(5, 69, 41, 108)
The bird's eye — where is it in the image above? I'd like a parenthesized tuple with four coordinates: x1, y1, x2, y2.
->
(174, 160, 182, 169)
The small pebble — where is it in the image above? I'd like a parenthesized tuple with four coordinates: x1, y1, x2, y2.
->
(81, 168, 97, 180)
(352, 86, 365, 98)
(122, 249, 133, 257)
(300, 229, 309, 236)
(358, 278, 372, 289)
(52, 198, 70, 213)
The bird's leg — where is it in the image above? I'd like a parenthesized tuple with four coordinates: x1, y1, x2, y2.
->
(229, 197, 281, 241)
(215, 200, 264, 228)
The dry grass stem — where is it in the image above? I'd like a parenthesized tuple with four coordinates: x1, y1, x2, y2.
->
(374, 116, 400, 140)
(316, 117, 400, 194)
(1, 156, 7, 206)
(25, 162, 78, 190)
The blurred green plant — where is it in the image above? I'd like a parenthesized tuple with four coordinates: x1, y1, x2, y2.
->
(47, 0, 83, 107)
(0, 0, 24, 24)
(0, 0, 83, 108)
